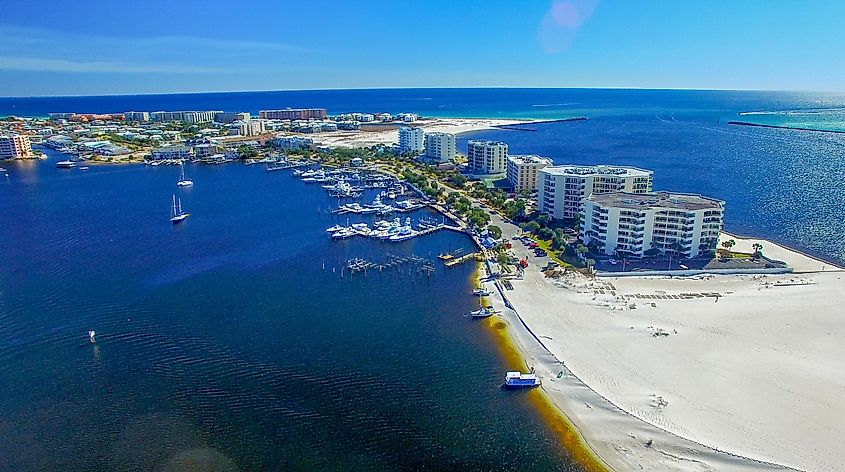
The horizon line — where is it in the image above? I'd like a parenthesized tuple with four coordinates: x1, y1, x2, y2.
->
(1, 85, 842, 100)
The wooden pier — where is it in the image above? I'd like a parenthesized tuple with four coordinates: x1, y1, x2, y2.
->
(444, 251, 482, 267)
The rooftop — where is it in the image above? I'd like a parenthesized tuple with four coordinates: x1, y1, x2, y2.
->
(588, 191, 724, 211)
(541, 164, 653, 178)
(508, 154, 552, 165)
(467, 139, 507, 146)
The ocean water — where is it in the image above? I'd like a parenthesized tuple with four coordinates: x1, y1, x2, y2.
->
(0, 153, 579, 471)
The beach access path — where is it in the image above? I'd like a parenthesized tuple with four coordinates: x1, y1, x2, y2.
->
(477, 208, 844, 472)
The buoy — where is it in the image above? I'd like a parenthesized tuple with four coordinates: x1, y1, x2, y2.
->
(88, 330, 96, 343)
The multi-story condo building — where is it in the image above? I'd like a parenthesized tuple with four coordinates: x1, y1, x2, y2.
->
(506, 154, 552, 193)
(48, 112, 76, 120)
(258, 108, 327, 120)
(150, 111, 220, 123)
(150, 145, 194, 160)
(193, 143, 221, 158)
(0, 134, 33, 159)
(229, 119, 267, 137)
(398, 126, 424, 154)
(123, 111, 150, 122)
(538, 165, 653, 220)
(213, 112, 250, 123)
(424, 132, 456, 162)
(466, 140, 508, 174)
(580, 191, 724, 258)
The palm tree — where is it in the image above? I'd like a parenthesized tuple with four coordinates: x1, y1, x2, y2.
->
(721, 239, 736, 254)
(752, 242, 763, 258)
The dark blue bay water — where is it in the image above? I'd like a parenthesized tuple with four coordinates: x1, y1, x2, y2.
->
(0, 152, 579, 471)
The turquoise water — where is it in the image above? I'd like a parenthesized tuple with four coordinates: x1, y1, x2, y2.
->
(0, 152, 579, 470)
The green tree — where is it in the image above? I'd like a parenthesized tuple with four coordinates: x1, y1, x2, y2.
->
(537, 227, 554, 240)
(487, 225, 503, 239)
(521, 221, 541, 233)
(497, 251, 511, 267)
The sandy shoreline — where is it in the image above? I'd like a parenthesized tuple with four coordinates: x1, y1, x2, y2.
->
(474, 211, 845, 471)
(308, 117, 541, 148)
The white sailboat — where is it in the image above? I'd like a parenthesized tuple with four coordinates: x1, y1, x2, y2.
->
(177, 162, 193, 187)
(170, 194, 190, 223)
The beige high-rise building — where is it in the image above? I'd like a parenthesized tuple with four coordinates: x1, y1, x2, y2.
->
(424, 132, 456, 162)
(538, 165, 653, 220)
(506, 154, 552, 193)
(0, 134, 33, 159)
(466, 140, 507, 174)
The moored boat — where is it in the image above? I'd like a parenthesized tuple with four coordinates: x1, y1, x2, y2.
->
(503, 371, 541, 388)
(177, 162, 193, 187)
(470, 307, 495, 318)
(170, 194, 190, 223)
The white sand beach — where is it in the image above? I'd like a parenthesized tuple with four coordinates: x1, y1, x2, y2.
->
(480, 212, 845, 471)
(307, 117, 537, 148)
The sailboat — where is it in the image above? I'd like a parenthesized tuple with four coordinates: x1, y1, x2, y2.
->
(170, 194, 190, 223)
(177, 162, 193, 187)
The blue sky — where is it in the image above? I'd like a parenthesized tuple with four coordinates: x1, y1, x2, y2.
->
(1, 0, 842, 96)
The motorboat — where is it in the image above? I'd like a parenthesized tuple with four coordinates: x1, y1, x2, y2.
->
(504, 371, 541, 388)
(56, 159, 77, 169)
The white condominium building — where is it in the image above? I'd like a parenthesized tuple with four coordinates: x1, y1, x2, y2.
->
(0, 134, 33, 159)
(150, 145, 194, 160)
(581, 191, 724, 258)
(538, 165, 653, 220)
(123, 111, 150, 122)
(398, 126, 424, 154)
(506, 154, 552, 193)
(150, 110, 221, 123)
(466, 140, 508, 174)
(424, 132, 456, 162)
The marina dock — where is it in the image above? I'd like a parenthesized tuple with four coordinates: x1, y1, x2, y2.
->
(444, 252, 482, 267)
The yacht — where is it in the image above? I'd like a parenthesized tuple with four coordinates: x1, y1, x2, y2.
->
(56, 159, 77, 169)
(473, 288, 492, 297)
(170, 195, 190, 224)
(177, 162, 193, 187)
(504, 371, 541, 388)
(326, 224, 345, 233)
(331, 228, 355, 239)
